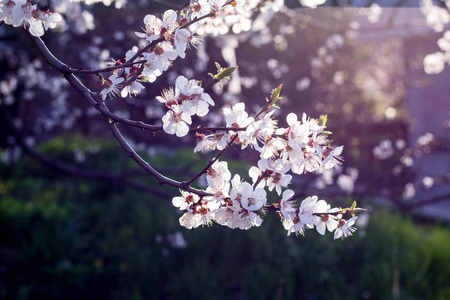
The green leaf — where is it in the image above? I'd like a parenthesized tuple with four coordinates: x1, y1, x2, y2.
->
(267, 84, 283, 108)
(216, 66, 238, 80)
(319, 114, 327, 127)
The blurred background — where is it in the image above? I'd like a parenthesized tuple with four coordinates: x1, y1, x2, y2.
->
(1, 0, 449, 299)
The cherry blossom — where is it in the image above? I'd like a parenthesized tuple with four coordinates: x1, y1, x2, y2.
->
(279, 189, 296, 220)
(156, 87, 178, 107)
(120, 81, 144, 98)
(100, 74, 124, 100)
(161, 105, 192, 137)
(174, 28, 192, 58)
(172, 191, 200, 210)
(298, 195, 318, 229)
(321, 146, 344, 171)
(135, 14, 163, 42)
(0, 0, 62, 36)
(1, 0, 27, 26)
(242, 110, 277, 150)
(249, 158, 292, 195)
(206, 160, 231, 189)
(334, 216, 358, 240)
(260, 136, 285, 159)
(223, 103, 254, 142)
(182, 92, 215, 117)
(313, 200, 339, 235)
(194, 132, 232, 152)
(282, 214, 306, 236)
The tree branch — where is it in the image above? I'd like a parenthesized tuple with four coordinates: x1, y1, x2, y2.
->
(25, 30, 211, 197)
(67, 60, 147, 75)
(0, 106, 173, 198)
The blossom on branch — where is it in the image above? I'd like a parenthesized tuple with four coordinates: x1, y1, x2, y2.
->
(334, 216, 358, 240)
(100, 74, 124, 100)
(9, 0, 367, 239)
(0, 0, 62, 36)
(161, 104, 192, 137)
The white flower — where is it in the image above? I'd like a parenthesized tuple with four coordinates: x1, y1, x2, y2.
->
(121, 81, 144, 98)
(182, 92, 215, 117)
(179, 210, 213, 229)
(203, 181, 230, 204)
(282, 217, 305, 236)
(322, 145, 344, 170)
(100, 74, 124, 100)
(24, 5, 62, 37)
(279, 189, 296, 220)
(241, 187, 267, 212)
(223, 102, 253, 128)
(423, 52, 446, 74)
(294, 151, 322, 174)
(300, 0, 326, 8)
(286, 113, 310, 150)
(172, 191, 200, 210)
(298, 196, 318, 228)
(243, 110, 276, 150)
(135, 14, 163, 42)
(175, 75, 203, 97)
(210, 0, 228, 11)
(157, 75, 214, 117)
(232, 0, 247, 14)
(194, 133, 216, 153)
(194, 132, 232, 153)
(190, 0, 211, 18)
(214, 204, 237, 228)
(230, 174, 267, 211)
(161, 105, 192, 137)
(231, 210, 263, 230)
(252, 158, 291, 195)
(141, 54, 164, 80)
(206, 160, 231, 189)
(156, 87, 178, 107)
(260, 137, 285, 159)
(174, 28, 192, 58)
(313, 200, 339, 235)
(334, 216, 358, 239)
(178, 196, 218, 229)
(1, 0, 27, 26)
(162, 9, 178, 32)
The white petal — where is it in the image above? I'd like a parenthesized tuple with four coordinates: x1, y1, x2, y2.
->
(175, 122, 189, 137)
(334, 228, 343, 240)
(286, 113, 298, 126)
(316, 222, 326, 235)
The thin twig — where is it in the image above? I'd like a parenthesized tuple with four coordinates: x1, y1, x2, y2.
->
(67, 60, 147, 75)
(184, 133, 239, 186)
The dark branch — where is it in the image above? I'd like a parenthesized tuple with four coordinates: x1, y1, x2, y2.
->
(67, 60, 147, 75)
(0, 107, 172, 198)
(25, 30, 212, 197)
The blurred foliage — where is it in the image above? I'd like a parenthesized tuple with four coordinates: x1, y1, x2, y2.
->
(1, 136, 449, 300)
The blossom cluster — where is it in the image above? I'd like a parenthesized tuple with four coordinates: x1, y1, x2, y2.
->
(98, 1, 248, 101)
(421, 0, 450, 74)
(159, 75, 214, 137)
(170, 100, 358, 238)
(423, 31, 450, 74)
(97, 0, 295, 100)
(4, 0, 365, 238)
(98, 8, 195, 100)
(0, 0, 62, 36)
